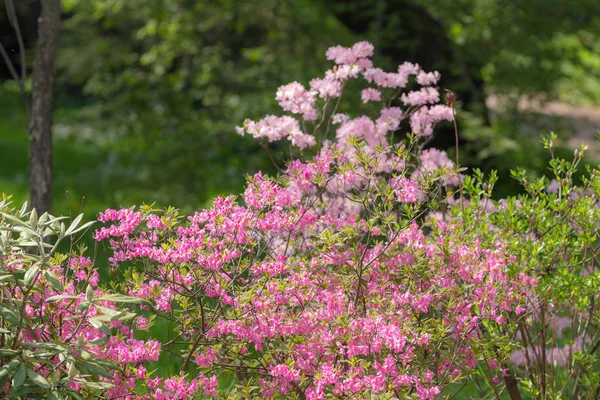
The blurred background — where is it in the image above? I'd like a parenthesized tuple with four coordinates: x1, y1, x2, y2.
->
(1, 0, 600, 219)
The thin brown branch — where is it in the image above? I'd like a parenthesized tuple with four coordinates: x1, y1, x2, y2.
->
(0, 42, 29, 114)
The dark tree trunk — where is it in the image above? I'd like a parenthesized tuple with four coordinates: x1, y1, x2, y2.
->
(504, 367, 523, 400)
(29, 0, 61, 214)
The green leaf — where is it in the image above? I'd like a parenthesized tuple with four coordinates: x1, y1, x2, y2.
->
(67, 221, 96, 236)
(77, 300, 91, 313)
(68, 393, 84, 400)
(27, 368, 51, 389)
(94, 311, 136, 322)
(0, 359, 19, 378)
(45, 295, 78, 302)
(85, 285, 94, 301)
(0, 304, 20, 326)
(29, 209, 38, 229)
(45, 216, 69, 225)
(12, 363, 25, 388)
(24, 263, 41, 286)
(7, 385, 40, 398)
(21, 342, 69, 352)
(64, 214, 83, 236)
(2, 213, 27, 227)
(98, 294, 148, 304)
(79, 380, 115, 390)
(0, 349, 19, 357)
(46, 392, 61, 400)
(94, 305, 121, 317)
(75, 360, 114, 380)
(89, 335, 110, 346)
(88, 317, 111, 335)
(44, 271, 63, 291)
(13, 225, 38, 238)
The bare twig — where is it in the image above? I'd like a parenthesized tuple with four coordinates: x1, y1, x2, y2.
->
(1, 0, 30, 114)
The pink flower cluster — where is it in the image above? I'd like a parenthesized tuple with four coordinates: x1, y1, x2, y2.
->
(236, 115, 316, 149)
(276, 82, 317, 120)
(413, 148, 462, 186)
(391, 177, 423, 203)
(0, 249, 163, 399)
(5, 40, 589, 399)
(409, 105, 454, 136)
(91, 44, 531, 398)
(237, 41, 451, 151)
(97, 144, 534, 399)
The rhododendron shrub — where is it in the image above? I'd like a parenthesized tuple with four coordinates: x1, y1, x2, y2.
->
(0, 200, 160, 398)
(3, 41, 600, 399)
(476, 137, 600, 399)
(97, 150, 537, 399)
(94, 42, 538, 399)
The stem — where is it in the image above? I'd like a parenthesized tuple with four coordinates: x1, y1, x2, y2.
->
(450, 103, 464, 209)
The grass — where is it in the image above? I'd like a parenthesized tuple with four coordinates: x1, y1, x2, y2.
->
(1, 91, 130, 217)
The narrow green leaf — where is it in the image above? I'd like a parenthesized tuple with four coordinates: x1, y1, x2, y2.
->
(18, 202, 28, 216)
(75, 360, 114, 379)
(68, 221, 95, 236)
(0, 359, 20, 378)
(14, 225, 38, 238)
(21, 342, 69, 352)
(79, 381, 115, 390)
(7, 384, 40, 398)
(65, 214, 83, 236)
(0, 349, 19, 357)
(89, 335, 110, 346)
(88, 317, 111, 335)
(98, 294, 148, 304)
(0, 304, 20, 326)
(29, 209, 38, 229)
(24, 264, 40, 286)
(45, 295, 78, 302)
(2, 213, 27, 227)
(44, 271, 63, 291)
(27, 368, 51, 389)
(12, 363, 25, 388)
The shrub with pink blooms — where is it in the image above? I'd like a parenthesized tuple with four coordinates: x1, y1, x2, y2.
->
(0, 202, 160, 398)
(2, 41, 600, 399)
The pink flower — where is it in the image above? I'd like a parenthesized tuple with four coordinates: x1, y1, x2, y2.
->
(310, 71, 343, 98)
(236, 115, 315, 149)
(409, 105, 453, 136)
(401, 87, 440, 106)
(276, 82, 317, 120)
(416, 70, 440, 86)
(136, 317, 148, 330)
(361, 88, 381, 103)
(391, 177, 422, 203)
(326, 41, 374, 65)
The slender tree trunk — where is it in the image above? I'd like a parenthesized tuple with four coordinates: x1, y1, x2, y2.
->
(503, 366, 523, 400)
(29, 0, 61, 214)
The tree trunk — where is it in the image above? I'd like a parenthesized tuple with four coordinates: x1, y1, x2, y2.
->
(504, 367, 523, 400)
(29, 0, 61, 214)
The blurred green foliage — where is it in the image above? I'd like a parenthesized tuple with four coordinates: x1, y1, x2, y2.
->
(1, 0, 600, 209)
(413, 0, 600, 196)
(53, 0, 354, 207)
(418, 0, 600, 104)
